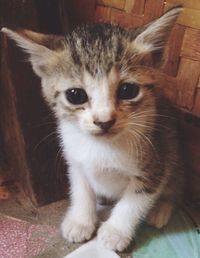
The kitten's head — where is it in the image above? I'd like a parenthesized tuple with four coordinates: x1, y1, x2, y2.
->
(1, 6, 182, 139)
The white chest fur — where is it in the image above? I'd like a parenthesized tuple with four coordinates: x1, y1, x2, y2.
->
(59, 122, 140, 198)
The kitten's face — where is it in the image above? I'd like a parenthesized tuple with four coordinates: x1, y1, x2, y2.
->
(41, 23, 159, 138)
(51, 58, 156, 138)
(2, 6, 182, 138)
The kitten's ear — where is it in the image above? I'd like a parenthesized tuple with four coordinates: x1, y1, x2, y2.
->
(132, 5, 183, 67)
(1, 27, 64, 77)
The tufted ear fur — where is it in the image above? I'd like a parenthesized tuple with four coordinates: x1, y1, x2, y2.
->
(131, 5, 183, 67)
(1, 27, 64, 77)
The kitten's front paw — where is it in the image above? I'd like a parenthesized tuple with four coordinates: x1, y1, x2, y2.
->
(97, 222, 131, 252)
(61, 216, 96, 243)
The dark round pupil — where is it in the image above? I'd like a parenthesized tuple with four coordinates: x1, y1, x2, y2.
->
(66, 88, 88, 105)
(117, 83, 140, 100)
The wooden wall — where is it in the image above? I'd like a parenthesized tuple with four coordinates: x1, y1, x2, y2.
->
(0, 0, 72, 206)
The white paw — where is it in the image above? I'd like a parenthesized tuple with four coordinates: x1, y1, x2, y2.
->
(97, 222, 131, 252)
(148, 202, 173, 229)
(61, 216, 96, 243)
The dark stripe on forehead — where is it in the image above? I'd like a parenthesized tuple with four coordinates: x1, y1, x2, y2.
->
(71, 48, 82, 66)
(64, 23, 129, 77)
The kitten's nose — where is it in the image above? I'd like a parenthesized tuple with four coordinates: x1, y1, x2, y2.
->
(93, 119, 116, 131)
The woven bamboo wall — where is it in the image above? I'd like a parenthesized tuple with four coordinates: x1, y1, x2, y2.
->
(95, 0, 200, 117)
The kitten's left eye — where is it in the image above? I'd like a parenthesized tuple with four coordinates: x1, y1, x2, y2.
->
(117, 83, 140, 100)
(65, 88, 88, 105)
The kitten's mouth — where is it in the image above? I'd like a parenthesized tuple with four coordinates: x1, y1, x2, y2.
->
(92, 129, 119, 137)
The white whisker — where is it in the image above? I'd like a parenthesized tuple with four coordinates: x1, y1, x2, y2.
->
(127, 129, 144, 161)
(33, 131, 57, 152)
(55, 146, 63, 175)
(128, 126, 159, 161)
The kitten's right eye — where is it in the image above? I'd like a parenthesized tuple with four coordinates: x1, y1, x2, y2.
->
(65, 88, 88, 105)
(117, 83, 140, 100)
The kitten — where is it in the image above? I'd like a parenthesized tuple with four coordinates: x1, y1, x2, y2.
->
(2, 6, 185, 252)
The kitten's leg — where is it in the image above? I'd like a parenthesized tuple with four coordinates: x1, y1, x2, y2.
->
(147, 200, 173, 228)
(97, 179, 159, 251)
(61, 164, 97, 243)
(147, 167, 184, 229)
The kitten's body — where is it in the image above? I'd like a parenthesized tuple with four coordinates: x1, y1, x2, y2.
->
(59, 95, 184, 249)
(2, 5, 184, 251)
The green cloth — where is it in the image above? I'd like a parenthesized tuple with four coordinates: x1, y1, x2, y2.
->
(133, 210, 200, 258)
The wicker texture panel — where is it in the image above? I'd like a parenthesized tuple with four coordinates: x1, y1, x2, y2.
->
(95, 0, 200, 116)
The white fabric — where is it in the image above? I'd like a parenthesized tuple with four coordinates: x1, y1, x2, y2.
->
(64, 239, 120, 258)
